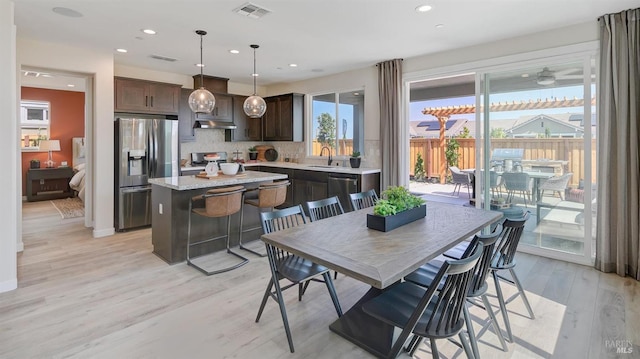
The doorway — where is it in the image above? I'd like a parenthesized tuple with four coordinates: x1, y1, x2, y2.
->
(19, 67, 93, 241)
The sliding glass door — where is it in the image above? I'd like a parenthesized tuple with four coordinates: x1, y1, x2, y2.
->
(477, 56, 596, 263)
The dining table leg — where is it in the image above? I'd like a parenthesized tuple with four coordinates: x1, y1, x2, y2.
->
(329, 286, 396, 358)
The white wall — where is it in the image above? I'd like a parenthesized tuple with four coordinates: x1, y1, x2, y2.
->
(18, 38, 115, 238)
(0, 0, 18, 293)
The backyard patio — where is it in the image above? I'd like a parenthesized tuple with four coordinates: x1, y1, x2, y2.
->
(410, 180, 593, 257)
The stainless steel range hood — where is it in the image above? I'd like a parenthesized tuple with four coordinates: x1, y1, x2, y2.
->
(193, 119, 237, 129)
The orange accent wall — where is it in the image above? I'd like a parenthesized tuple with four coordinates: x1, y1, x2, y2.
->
(21, 87, 85, 195)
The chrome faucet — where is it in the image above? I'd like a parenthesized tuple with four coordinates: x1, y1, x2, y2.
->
(320, 146, 333, 166)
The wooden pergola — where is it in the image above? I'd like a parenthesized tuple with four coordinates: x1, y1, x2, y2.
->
(421, 97, 593, 183)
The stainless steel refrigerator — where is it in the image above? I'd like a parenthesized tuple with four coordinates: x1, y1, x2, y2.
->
(114, 115, 179, 231)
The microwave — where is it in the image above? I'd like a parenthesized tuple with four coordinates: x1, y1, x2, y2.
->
(20, 101, 50, 127)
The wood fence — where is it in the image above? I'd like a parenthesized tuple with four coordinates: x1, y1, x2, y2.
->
(409, 138, 596, 187)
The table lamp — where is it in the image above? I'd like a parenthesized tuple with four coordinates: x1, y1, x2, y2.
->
(39, 139, 60, 168)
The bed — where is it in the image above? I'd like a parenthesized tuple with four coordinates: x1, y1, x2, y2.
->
(69, 137, 86, 202)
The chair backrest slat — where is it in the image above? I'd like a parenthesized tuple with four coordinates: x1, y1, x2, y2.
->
(349, 189, 378, 210)
(306, 196, 345, 222)
(424, 243, 483, 334)
(260, 205, 308, 262)
(465, 224, 503, 296)
(493, 212, 529, 268)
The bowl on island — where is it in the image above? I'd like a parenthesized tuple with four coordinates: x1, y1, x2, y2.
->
(220, 162, 240, 175)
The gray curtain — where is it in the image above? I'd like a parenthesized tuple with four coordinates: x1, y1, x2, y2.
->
(595, 8, 640, 280)
(378, 59, 403, 189)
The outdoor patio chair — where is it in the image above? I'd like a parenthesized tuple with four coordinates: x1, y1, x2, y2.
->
(539, 172, 573, 200)
(501, 172, 533, 207)
(449, 166, 472, 197)
(362, 243, 483, 359)
(256, 205, 343, 353)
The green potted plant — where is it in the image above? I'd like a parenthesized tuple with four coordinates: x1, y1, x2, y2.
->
(367, 186, 426, 232)
(248, 146, 258, 161)
(349, 150, 361, 168)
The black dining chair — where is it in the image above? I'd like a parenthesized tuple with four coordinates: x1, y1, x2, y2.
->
(362, 243, 483, 359)
(306, 196, 345, 221)
(255, 204, 343, 353)
(349, 189, 378, 210)
(405, 224, 507, 359)
(489, 213, 535, 342)
(306, 196, 345, 279)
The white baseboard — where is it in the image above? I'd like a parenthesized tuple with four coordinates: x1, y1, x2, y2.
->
(0, 278, 17, 293)
(93, 227, 115, 238)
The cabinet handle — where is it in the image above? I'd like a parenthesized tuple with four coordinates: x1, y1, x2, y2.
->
(150, 96, 154, 107)
(145, 96, 148, 107)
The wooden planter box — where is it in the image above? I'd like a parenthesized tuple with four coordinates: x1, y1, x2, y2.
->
(366, 204, 427, 232)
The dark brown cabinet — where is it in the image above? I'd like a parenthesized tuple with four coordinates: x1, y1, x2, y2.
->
(26, 167, 74, 202)
(178, 88, 196, 142)
(225, 95, 262, 142)
(262, 93, 304, 142)
(115, 78, 180, 115)
(194, 93, 232, 121)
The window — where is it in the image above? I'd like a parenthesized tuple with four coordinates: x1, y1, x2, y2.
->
(310, 89, 364, 157)
(20, 100, 50, 150)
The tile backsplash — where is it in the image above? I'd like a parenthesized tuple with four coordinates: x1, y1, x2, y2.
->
(180, 129, 380, 169)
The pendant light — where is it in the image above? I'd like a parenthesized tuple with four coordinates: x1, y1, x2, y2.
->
(188, 30, 216, 114)
(243, 44, 267, 118)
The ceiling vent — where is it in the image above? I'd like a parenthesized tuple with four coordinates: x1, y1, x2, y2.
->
(233, 2, 271, 19)
(149, 54, 177, 62)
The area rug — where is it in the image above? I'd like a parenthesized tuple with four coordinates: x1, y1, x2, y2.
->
(50, 197, 84, 219)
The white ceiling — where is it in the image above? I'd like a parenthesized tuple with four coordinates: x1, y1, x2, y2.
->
(13, 0, 637, 89)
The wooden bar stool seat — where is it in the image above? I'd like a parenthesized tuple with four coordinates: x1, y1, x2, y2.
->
(239, 180, 291, 257)
(187, 185, 249, 275)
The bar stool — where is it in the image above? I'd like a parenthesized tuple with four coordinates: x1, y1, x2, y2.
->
(238, 180, 291, 257)
(187, 185, 249, 275)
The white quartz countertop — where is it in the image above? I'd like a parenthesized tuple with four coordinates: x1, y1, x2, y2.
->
(243, 161, 381, 175)
(149, 170, 287, 191)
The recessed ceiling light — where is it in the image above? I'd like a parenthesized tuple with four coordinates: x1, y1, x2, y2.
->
(195, 63, 205, 67)
(289, 64, 298, 67)
(229, 49, 240, 54)
(52, 7, 83, 18)
(435, 24, 445, 29)
(142, 29, 156, 35)
(251, 73, 259, 77)
(67, 84, 75, 88)
(415, 5, 432, 12)
(353, 92, 360, 96)
(521, 74, 530, 78)
(41, 74, 53, 78)
(116, 48, 128, 53)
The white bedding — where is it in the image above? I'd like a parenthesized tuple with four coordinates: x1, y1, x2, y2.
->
(69, 164, 86, 202)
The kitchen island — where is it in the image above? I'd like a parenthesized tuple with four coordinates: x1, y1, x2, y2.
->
(149, 170, 287, 264)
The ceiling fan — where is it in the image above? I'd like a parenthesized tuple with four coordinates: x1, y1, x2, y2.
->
(536, 67, 585, 85)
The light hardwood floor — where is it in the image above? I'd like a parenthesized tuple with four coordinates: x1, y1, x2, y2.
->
(2, 201, 638, 358)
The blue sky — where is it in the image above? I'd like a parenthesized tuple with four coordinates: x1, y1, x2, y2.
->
(312, 101, 354, 140)
(410, 85, 591, 122)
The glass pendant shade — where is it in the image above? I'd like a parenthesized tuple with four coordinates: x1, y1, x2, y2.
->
(243, 44, 266, 118)
(189, 87, 216, 113)
(189, 30, 216, 114)
(243, 95, 266, 118)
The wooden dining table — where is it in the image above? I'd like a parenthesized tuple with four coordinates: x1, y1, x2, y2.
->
(261, 201, 502, 357)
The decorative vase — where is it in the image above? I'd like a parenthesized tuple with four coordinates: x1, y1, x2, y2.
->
(366, 204, 427, 232)
(350, 157, 361, 168)
(249, 152, 258, 161)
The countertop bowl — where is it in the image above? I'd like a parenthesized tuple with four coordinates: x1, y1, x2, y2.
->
(220, 162, 239, 175)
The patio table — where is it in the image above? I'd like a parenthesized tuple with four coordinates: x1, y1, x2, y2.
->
(261, 201, 501, 358)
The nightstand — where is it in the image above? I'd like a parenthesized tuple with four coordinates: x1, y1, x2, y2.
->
(26, 167, 74, 202)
